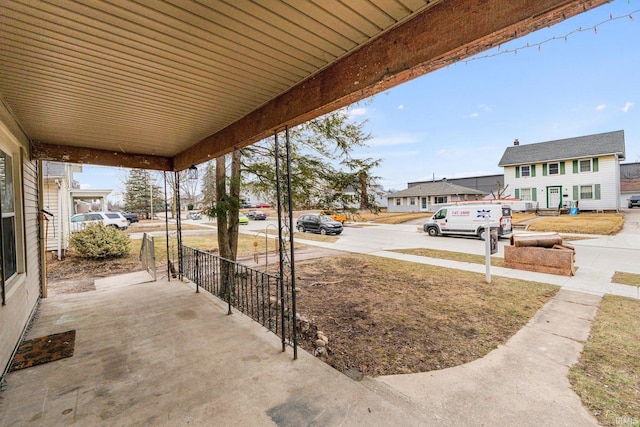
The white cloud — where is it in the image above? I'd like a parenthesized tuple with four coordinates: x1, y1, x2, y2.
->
(397, 104, 404, 110)
(464, 112, 480, 118)
(595, 104, 607, 111)
(622, 101, 634, 113)
(347, 107, 367, 118)
(478, 104, 492, 113)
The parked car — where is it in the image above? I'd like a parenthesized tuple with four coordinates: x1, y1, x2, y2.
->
(255, 203, 271, 208)
(247, 210, 267, 220)
(120, 212, 139, 225)
(296, 213, 343, 235)
(186, 211, 202, 220)
(628, 195, 640, 208)
(71, 212, 128, 231)
(238, 213, 249, 225)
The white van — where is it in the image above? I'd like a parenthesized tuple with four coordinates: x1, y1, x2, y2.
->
(423, 204, 512, 240)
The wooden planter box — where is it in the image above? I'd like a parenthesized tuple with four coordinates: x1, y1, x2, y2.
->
(504, 245, 575, 276)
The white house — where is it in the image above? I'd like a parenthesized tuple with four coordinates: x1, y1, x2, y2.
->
(498, 130, 626, 212)
(387, 181, 485, 213)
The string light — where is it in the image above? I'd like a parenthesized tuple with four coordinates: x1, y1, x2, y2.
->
(457, 9, 639, 65)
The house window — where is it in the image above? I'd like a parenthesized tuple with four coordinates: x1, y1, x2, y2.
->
(1, 149, 17, 283)
(519, 188, 532, 201)
(409, 197, 416, 206)
(520, 165, 530, 177)
(579, 159, 591, 172)
(421, 198, 427, 209)
(395, 198, 401, 206)
(580, 185, 593, 200)
(434, 196, 447, 204)
(548, 163, 559, 175)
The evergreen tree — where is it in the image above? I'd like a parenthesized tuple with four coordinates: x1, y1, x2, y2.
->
(240, 108, 382, 211)
(200, 161, 216, 209)
(123, 169, 163, 219)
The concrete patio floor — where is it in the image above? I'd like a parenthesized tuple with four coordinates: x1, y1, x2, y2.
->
(0, 272, 426, 426)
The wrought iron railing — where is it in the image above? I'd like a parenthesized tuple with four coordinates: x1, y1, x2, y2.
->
(181, 245, 297, 355)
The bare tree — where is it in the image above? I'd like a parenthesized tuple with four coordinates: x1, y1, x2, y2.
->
(490, 180, 510, 199)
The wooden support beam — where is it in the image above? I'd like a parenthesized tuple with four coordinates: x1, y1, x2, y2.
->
(31, 141, 172, 171)
(173, 0, 609, 170)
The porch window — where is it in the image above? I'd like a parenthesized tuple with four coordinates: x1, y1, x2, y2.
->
(548, 163, 559, 175)
(395, 198, 401, 206)
(409, 197, 415, 206)
(1, 149, 17, 284)
(434, 196, 447, 204)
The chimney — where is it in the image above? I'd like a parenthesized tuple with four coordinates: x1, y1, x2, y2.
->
(513, 138, 520, 146)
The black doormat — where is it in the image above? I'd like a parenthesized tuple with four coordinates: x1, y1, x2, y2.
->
(10, 330, 76, 371)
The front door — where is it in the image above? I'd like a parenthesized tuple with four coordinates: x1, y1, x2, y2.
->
(547, 186, 561, 209)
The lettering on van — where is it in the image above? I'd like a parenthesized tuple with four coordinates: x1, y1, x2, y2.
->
(451, 210, 471, 216)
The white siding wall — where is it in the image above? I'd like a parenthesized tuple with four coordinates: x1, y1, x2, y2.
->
(0, 111, 41, 377)
(504, 155, 620, 211)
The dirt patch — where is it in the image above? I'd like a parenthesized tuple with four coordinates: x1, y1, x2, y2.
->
(295, 254, 558, 378)
(46, 251, 142, 296)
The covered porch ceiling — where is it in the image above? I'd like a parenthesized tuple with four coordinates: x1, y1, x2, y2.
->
(0, 0, 609, 172)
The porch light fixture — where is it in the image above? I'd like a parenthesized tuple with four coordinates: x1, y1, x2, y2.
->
(187, 164, 198, 181)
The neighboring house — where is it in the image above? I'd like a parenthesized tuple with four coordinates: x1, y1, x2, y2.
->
(408, 174, 505, 196)
(387, 181, 485, 212)
(42, 161, 78, 256)
(42, 162, 112, 257)
(620, 162, 640, 207)
(498, 131, 626, 211)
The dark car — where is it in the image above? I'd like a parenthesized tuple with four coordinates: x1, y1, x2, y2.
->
(121, 212, 139, 225)
(247, 210, 267, 220)
(629, 195, 640, 208)
(296, 213, 343, 235)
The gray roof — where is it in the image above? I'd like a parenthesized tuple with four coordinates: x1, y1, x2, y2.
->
(390, 181, 485, 198)
(498, 130, 625, 167)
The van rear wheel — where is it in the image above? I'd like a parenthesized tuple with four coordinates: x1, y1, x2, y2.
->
(478, 229, 486, 240)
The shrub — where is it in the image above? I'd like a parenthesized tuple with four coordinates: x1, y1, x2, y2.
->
(69, 223, 131, 259)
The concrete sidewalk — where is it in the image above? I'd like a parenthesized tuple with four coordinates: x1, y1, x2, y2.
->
(369, 290, 601, 426)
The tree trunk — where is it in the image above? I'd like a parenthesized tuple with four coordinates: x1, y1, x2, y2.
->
(228, 149, 241, 260)
(359, 170, 368, 210)
(216, 156, 231, 300)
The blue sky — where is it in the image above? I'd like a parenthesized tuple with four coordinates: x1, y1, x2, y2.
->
(76, 0, 639, 200)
